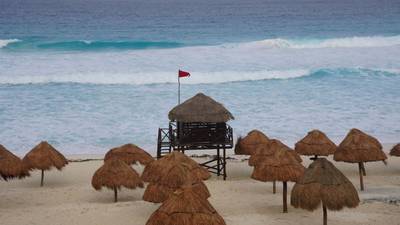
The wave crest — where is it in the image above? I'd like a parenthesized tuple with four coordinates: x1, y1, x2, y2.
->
(0, 39, 21, 48)
(249, 35, 400, 49)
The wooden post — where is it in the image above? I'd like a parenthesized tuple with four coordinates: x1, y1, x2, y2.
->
(358, 162, 364, 191)
(360, 162, 366, 176)
(283, 181, 288, 213)
(40, 169, 44, 187)
(217, 147, 220, 176)
(223, 147, 227, 180)
(114, 187, 118, 202)
(323, 204, 327, 225)
(273, 181, 276, 194)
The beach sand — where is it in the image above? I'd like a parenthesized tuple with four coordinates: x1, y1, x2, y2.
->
(1, 152, 400, 225)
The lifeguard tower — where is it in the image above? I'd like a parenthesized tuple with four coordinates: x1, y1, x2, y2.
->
(157, 93, 234, 180)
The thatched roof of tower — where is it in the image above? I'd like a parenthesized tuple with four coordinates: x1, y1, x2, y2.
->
(250, 139, 305, 182)
(389, 143, 400, 157)
(146, 187, 226, 225)
(168, 93, 234, 123)
(249, 139, 302, 167)
(92, 158, 144, 190)
(23, 141, 68, 171)
(234, 130, 270, 155)
(291, 158, 360, 211)
(334, 129, 387, 163)
(142, 152, 210, 203)
(295, 130, 337, 156)
(0, 145, 29, 180)
(104, 144, 154, 166)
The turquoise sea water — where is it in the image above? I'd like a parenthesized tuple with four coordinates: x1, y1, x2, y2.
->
(1, 0, 400, 155)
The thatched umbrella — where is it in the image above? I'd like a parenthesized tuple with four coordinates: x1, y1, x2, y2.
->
(250, 139, 305, 213)
(291, 158, 360, 225)
(23, 141, 68, 186)
(168, 93, 234, 123)
(389, 143, 400, 157)
(92, 158, 144, 202)
(249, 139, 302, 194)
(146, 186, 226, 225)
(334, 128, 387, 191)
(234, 130, 270, 155)
(142, 151, 211, 203)
(295, 130, 336, 160)
(0, 145, 29, 180)
(104, 143, 154, 166)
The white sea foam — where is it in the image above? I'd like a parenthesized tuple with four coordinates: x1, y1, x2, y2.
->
(0, 69, 311, 85)
(0, 39, 20, 48)
(249, 36, 400, 49)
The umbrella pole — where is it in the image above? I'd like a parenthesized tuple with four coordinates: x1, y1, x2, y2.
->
(323, 204, 327, 225)
(273, 181, 276, 194)
(360, 162, 366, 176)
(358, 162, 364, 191)
(40, 169, 44, 187)
(282, 181, 288, 213)
(114, 187, 118, 202)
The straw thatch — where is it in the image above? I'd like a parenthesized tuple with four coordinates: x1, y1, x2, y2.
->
(334, 128, 387, 163)
(295, 130, 336, 156)
(22, 141, 68, 186)
(142, 151, 211, 203)
(23, 141, 68, 171)
(249, 139, 302, 167)
(92, 158, 144, 202)
(0, 145, 29, 180)
(92, 158, 144, 190)
(291, 158, 359, 225)
(104, 143, 154, 166)
(234, 130, 270, 155)
(291, 158, 359, 211)
(250, 139, 305, 182)
(168, 93, 234, 123)
(389, 143, 400, 157)
(146, 187, 226, 225)
(249, 139, 305, 213)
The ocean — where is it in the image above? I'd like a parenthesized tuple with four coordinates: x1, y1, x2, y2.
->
(1, 0, 400, 155)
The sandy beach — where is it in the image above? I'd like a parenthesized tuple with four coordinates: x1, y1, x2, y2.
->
(1, 148, 399, 225)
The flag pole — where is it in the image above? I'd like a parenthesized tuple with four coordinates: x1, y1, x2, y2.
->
(178, 75, 180, 104)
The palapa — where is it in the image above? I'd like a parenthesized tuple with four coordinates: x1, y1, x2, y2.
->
(250, 139, 305, 213)
(291, 158, 359, 225)
(168, 93, 234, 123)
(334, 128, 387, 191)
(389, 143, 400, 157)
(23, 141, 68, 186)
(234, 130, 270, 155)
(104, 143, 154, 166)
(146, 187, 226, 225)
(92, 158, 144, 202)
(142, 151, 211, 203)
(295, 130, 336, 158)
(0, 145, 29, 180)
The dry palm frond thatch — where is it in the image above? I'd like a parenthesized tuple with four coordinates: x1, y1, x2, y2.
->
(234, 130, 270, 155)
(104, 143, 154, 166)
(22, 141, 68, 186)
(333, 128, 387, 191)
(295, 130, 336, 158)
(92, 158, 144, 202)
(250, 139, 305, 213)
(168, 93, 234, 123)
(146, 187, 226, 225)
(389, 143, 400, 157)
(0, 145, 29, 180)
(291, 158, 359, 225)
(142, 151, 211, 203)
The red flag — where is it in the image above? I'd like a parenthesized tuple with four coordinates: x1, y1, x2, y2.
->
(178, 70, 190, 78)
